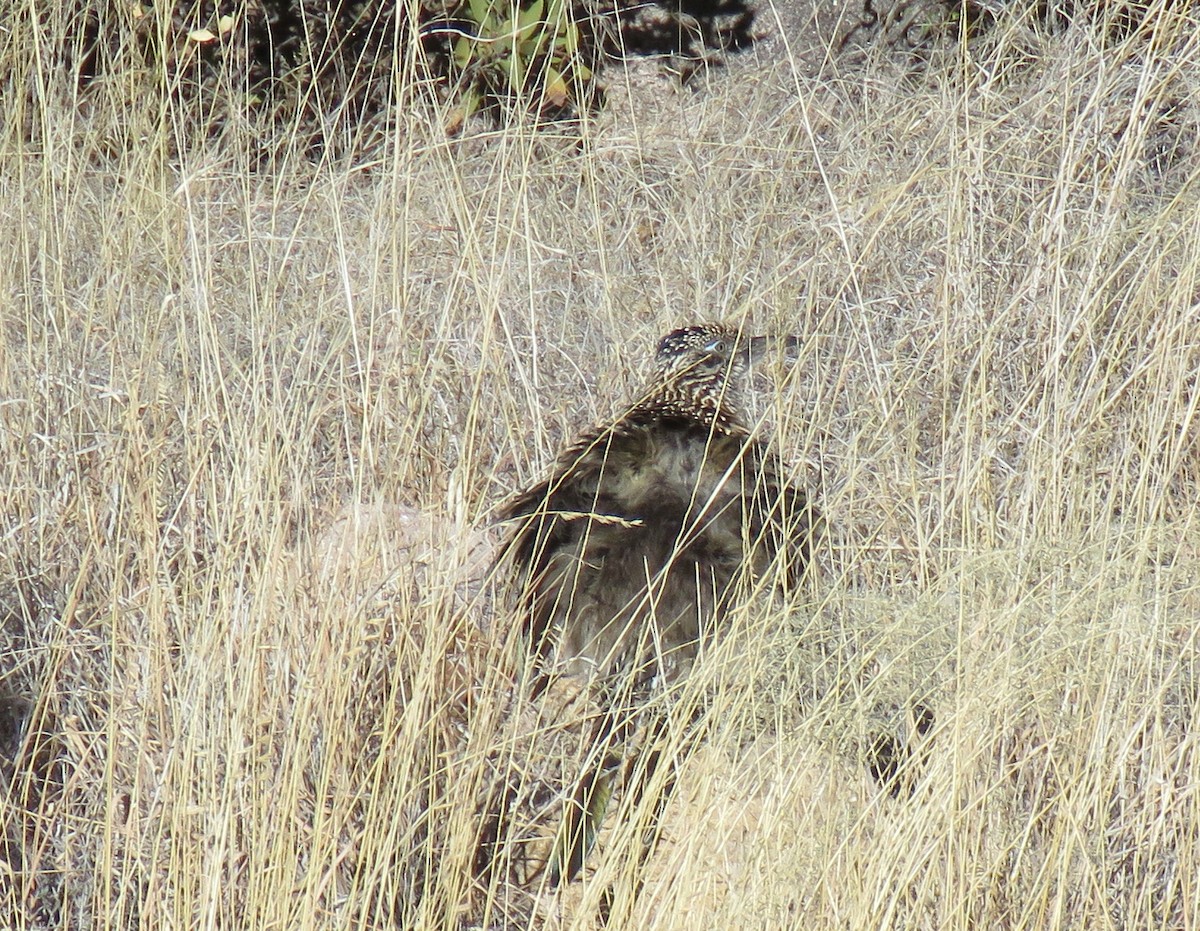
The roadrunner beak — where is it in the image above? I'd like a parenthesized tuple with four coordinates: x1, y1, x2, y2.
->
(740, 334, 800, 368)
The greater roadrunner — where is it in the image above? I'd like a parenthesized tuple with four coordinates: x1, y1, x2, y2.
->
(498, 323, 819, 885)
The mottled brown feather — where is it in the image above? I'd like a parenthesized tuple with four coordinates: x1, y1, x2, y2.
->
(499, 324, 819, 689)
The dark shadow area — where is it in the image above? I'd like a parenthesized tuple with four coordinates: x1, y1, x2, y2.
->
(866, 702, 935, 799)
(838, 0, 1196, 57)
(604, 0, 760, 81)
(35, 0, 764, 153)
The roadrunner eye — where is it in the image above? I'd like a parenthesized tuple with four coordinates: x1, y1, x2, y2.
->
(706, 338, 728, 354)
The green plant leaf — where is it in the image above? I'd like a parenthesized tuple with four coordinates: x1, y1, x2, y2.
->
(551, 19, 578, 54)
(444, 88, 482, 134)
(516, 0, 544, 38)
(497, 13, 515, 43)
(453, 36, 476, 68)
(501, 53, 525, 89)
(543, 65, 567, 107)
(467, 0, 492, 28)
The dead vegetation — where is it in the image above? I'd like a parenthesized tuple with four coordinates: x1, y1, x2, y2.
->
(2, 1, 1200, 928)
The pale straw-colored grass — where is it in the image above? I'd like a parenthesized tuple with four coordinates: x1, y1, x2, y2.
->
(2, 2, 1199, 928)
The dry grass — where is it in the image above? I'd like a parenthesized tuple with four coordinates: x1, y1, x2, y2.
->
(3, 2, 1200, 928)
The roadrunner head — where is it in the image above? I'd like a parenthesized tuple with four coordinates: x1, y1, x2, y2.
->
(642, 323, 794, 432)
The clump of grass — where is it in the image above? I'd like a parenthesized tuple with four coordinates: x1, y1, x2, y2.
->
(3, 1, 1200, 928)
